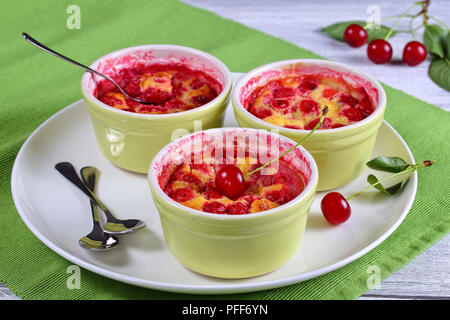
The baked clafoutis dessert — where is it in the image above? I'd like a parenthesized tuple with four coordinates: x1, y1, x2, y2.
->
(156, 130, 313, 215)
(163, 160, 304, 215)
(243, 66, 377, 130)
(95, 63, 222, 114)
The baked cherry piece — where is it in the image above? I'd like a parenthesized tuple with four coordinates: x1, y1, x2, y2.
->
(321, 192, 351, 225)
(344, 24, 368, 48)
(273, 87, 295, 98)
(226, 202, 248, 215)
(402, 41, 427, 66)
(339, 93, 359, 107)
(203, 201, 227, 214)
(270, 98, 290, 109)
(299, 99, 320, 114)
(367, 39, 393, 64)
(305, 117, 332, 130)
(215, 165, 246, 199)
(341, 107, 364, 122)
(252, 108, 273, 119)
(202, 190, 222, 200)
(169, 187, 195, 202)
(180, 173, 202, 188)
(299, 80, 318, 91)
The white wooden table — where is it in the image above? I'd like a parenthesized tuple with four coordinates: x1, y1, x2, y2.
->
(2, 0, 449, 300)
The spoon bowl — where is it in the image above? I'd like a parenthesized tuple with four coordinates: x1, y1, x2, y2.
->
(103, 219, 147, 235)
(79, 234, 119, 251)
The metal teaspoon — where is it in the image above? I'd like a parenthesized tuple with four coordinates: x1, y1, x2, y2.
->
(55, 162, 146, 235)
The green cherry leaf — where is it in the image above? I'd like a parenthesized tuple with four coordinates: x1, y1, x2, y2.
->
(423, 24, 447, 58)
(428, 57, 450, 91)
(366, 156, 410, 173)
(446, 33, 450, 59)
(386, 178, 410, 194)
(367, 174, 410, 195)
(322, 20, 395, 43)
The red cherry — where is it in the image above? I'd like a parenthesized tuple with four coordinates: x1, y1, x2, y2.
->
(270, 98, 290, 109)
(253, 107, 273, 119)
(299, 80, 318, 91)
(320, 192, 351, 225)
(367, 39, 393, 64)
(215, 165, 246, 199)
(402, 41, 427, 66)
(169, 187, 195, 203)
(304, 117, 332, 130)
(284, 125, 301, 129)
(203, 201, 227, 214)
(202, 191, 222, 200)
(299, 99, 319, 114)
(339, 93, 359, 107)
(341, 107, 364, 122)
(180, 173, 203, 188)
(344, 24, 368, 48)
(226, 202, 248, 215)
(124, 81, 141, 97)
(322, 88, 337, 99)
(273, 87, 295, 98)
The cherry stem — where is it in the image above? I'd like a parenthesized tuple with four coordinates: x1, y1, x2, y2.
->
(395, 24, 423, 33)
(380, 14, 415, 22)
(408, 13, 422, 40)
(421, 0, 430, 26)
(429, 15, 450, 30)
(244, 106, 329, 178)
(345, 160, 434, 201)
(384, 2, 423, 40)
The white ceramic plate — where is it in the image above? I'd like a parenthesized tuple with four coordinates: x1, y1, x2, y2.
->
(11, 73, 416, 294)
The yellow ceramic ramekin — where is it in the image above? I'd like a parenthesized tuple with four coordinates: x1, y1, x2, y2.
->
(232, 59, 387, 191)
(81, 45, 232, 173)
(148, 127, 318, 279)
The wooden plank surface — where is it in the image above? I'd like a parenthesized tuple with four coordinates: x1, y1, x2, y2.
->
(1, 0, 449, 300)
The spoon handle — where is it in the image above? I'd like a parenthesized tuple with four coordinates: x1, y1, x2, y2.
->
(80, 166, 102, 229)
(22, 32, 104, 78)
(55, 162, 111, 215)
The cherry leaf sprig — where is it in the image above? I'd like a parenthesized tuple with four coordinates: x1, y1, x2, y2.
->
(365, 156, 413, 195)
(366, 156, 410, 172)
(347, 156, 434, 200)
(424, 24, 448, 58)
(425, 24, 450, 91)
(367, 174, 410, 196)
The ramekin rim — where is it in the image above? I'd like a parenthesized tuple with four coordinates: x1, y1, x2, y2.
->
(81, 44, 232, 119)
(148, 127, 318, 220)
(232, 58, 387, 134)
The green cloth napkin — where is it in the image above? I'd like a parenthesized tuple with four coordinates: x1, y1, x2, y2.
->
(1, 0, 449, 300)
